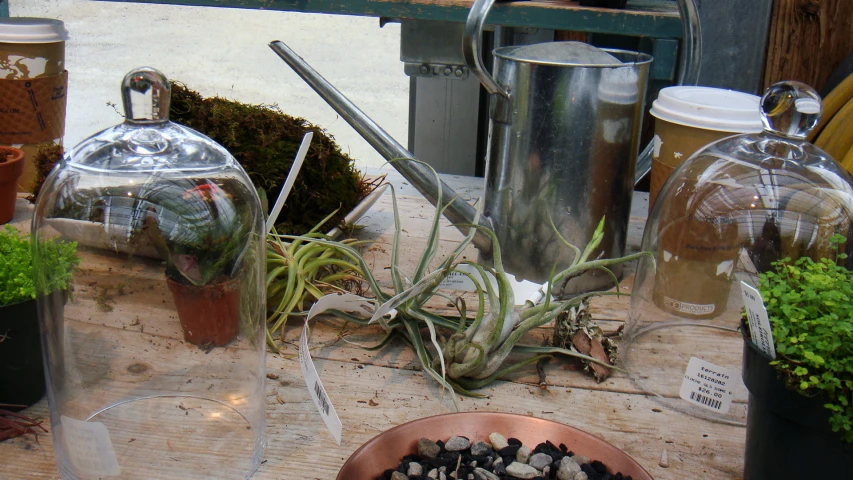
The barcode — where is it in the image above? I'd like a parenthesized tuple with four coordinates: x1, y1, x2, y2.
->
(690, 391, 722, 410)
(314, 381, 330, 415)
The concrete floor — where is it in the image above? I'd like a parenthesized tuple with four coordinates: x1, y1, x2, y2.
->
(10, 0, 409, 168)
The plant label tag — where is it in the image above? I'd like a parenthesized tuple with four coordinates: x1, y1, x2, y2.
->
(60, 415, 121, 477)
(299, 321, 343, 445)
(740, 281, 776, 358)
(679, 357, 736, 414)
(438, 263, 495, 292)
(296, 293, 372, 445)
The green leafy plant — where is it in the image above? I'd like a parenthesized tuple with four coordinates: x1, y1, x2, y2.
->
(274, 160, 650, 401)
(754, 233, 853, 442)
(145, 179, 255, 286)
(0, 225, 78, 306)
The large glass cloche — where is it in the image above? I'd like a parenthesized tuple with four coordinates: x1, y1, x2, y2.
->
(32, 67, 266, 479)
(622, 81, 853, 425)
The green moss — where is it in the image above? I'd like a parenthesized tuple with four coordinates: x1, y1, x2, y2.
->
(168, 82, 371, 235)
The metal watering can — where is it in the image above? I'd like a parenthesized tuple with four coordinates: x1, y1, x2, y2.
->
(270, 0, 700, 295)
(464, 0, 651, 292)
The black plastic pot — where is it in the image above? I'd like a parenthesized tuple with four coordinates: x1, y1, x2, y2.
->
(742, 331, 853, 479)
(0, 299, 45, 410)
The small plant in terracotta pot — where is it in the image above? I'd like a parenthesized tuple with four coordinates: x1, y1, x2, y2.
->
(1, 225, 78, 408)
(144, 179, 254, 347)
(0, 146, 25, 225)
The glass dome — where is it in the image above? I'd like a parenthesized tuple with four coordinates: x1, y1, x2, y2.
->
(32, 67, 266, 478)
(622, 81, 853, 425)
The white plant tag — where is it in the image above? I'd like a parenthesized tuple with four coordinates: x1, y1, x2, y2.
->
(298, 293, 375, 445)
(436, 263, 547, 306)
(60, 415, 121, 477)
(740, 281, 776, 358)
(438, 263, 496, 292)
(679, 357, 736, 414)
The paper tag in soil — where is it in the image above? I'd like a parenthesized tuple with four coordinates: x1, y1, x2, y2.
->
(679, 357, 736, 414)
(60, 415, 121, 477)
(740, 281, 776, 358)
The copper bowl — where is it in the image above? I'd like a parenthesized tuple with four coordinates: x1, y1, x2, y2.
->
(337, 412, 653, 479)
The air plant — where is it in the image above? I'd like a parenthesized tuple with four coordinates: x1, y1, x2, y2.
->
(273, 160, 652, 398)
(265, 209, 368, 351)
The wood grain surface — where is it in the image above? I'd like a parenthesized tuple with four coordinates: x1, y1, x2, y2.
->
(0, 172, 745, 479)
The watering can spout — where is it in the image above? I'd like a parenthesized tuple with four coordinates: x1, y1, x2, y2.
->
(268, 40, 492, 254)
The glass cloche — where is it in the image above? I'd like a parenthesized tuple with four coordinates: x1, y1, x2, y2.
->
(32, 68, 266, 478)
(622, 81, 853, 425)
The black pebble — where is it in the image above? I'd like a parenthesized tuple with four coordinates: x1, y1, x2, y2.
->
(498, 445, 521, 457)
(508, 437, 522, 446)
(591, 460, 608, 474)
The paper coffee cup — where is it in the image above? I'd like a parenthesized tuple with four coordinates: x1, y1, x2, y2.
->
(648, 87, 763, 207)
(0, 18, 69, 192)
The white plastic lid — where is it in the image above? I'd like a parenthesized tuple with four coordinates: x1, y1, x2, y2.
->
(650, 86, 763, 133)
(0, 17, 69, 43)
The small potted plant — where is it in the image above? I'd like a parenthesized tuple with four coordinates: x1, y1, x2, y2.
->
(0, 225, 78, 409)
(144, 179, 254, 347)
(742, 233, 853, 478)
(0, 146, 25, 225)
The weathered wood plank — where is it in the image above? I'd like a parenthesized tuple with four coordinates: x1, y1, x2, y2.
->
(763, 0, 853, 91)
(1, 174, 746, 479)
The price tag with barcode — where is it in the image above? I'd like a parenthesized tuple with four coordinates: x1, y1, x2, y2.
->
(679, 357, 736, 414)
(60, 416, 121, 477)
(740, 281, 776, 358)
(299, 294, 376, 445)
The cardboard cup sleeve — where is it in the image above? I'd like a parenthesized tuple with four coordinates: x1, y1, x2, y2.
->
(0, 70, 68, 144)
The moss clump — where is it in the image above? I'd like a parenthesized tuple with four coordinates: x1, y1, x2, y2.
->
(168, 82, 371, 234)
(27, 142, 64, 202)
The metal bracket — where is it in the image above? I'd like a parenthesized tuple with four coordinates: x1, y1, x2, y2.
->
(404, 63, 469, 79)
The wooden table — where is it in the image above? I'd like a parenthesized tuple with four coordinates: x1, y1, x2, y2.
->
(1, 172, 746, 479)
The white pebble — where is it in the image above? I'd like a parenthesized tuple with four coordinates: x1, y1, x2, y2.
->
(505, 461, 539, 479)
(572, 454, 590, 465)
(428, 468, 439, 479)
(528, 452, 552, 470)
(473, 467, 500, 480)
(557, 456, 582, 480)
(516, 445, 531, 464)
(408, 462, 424, 477)
(489, 432, 509, 450)
(575, 472, 589, 480)
(446, 435, 471, 452)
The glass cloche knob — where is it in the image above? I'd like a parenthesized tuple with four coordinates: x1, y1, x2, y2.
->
(759, 80, 821, 139)
(121, 66, 171, 123)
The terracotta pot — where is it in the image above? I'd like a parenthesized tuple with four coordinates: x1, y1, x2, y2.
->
(0, 146, 25, 225)
(0, 299, 45, 409)
(166, 275, 241, 346)
(337, 412, 653, 479)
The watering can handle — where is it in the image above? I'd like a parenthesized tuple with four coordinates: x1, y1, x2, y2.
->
(463, 0, 510, 99)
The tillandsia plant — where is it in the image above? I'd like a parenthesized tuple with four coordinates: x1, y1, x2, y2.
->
(265, 208, 368, 351)
(274, 160, 651, 399)
(0, 225, 78, 306)
(751, 233, 853, 442)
